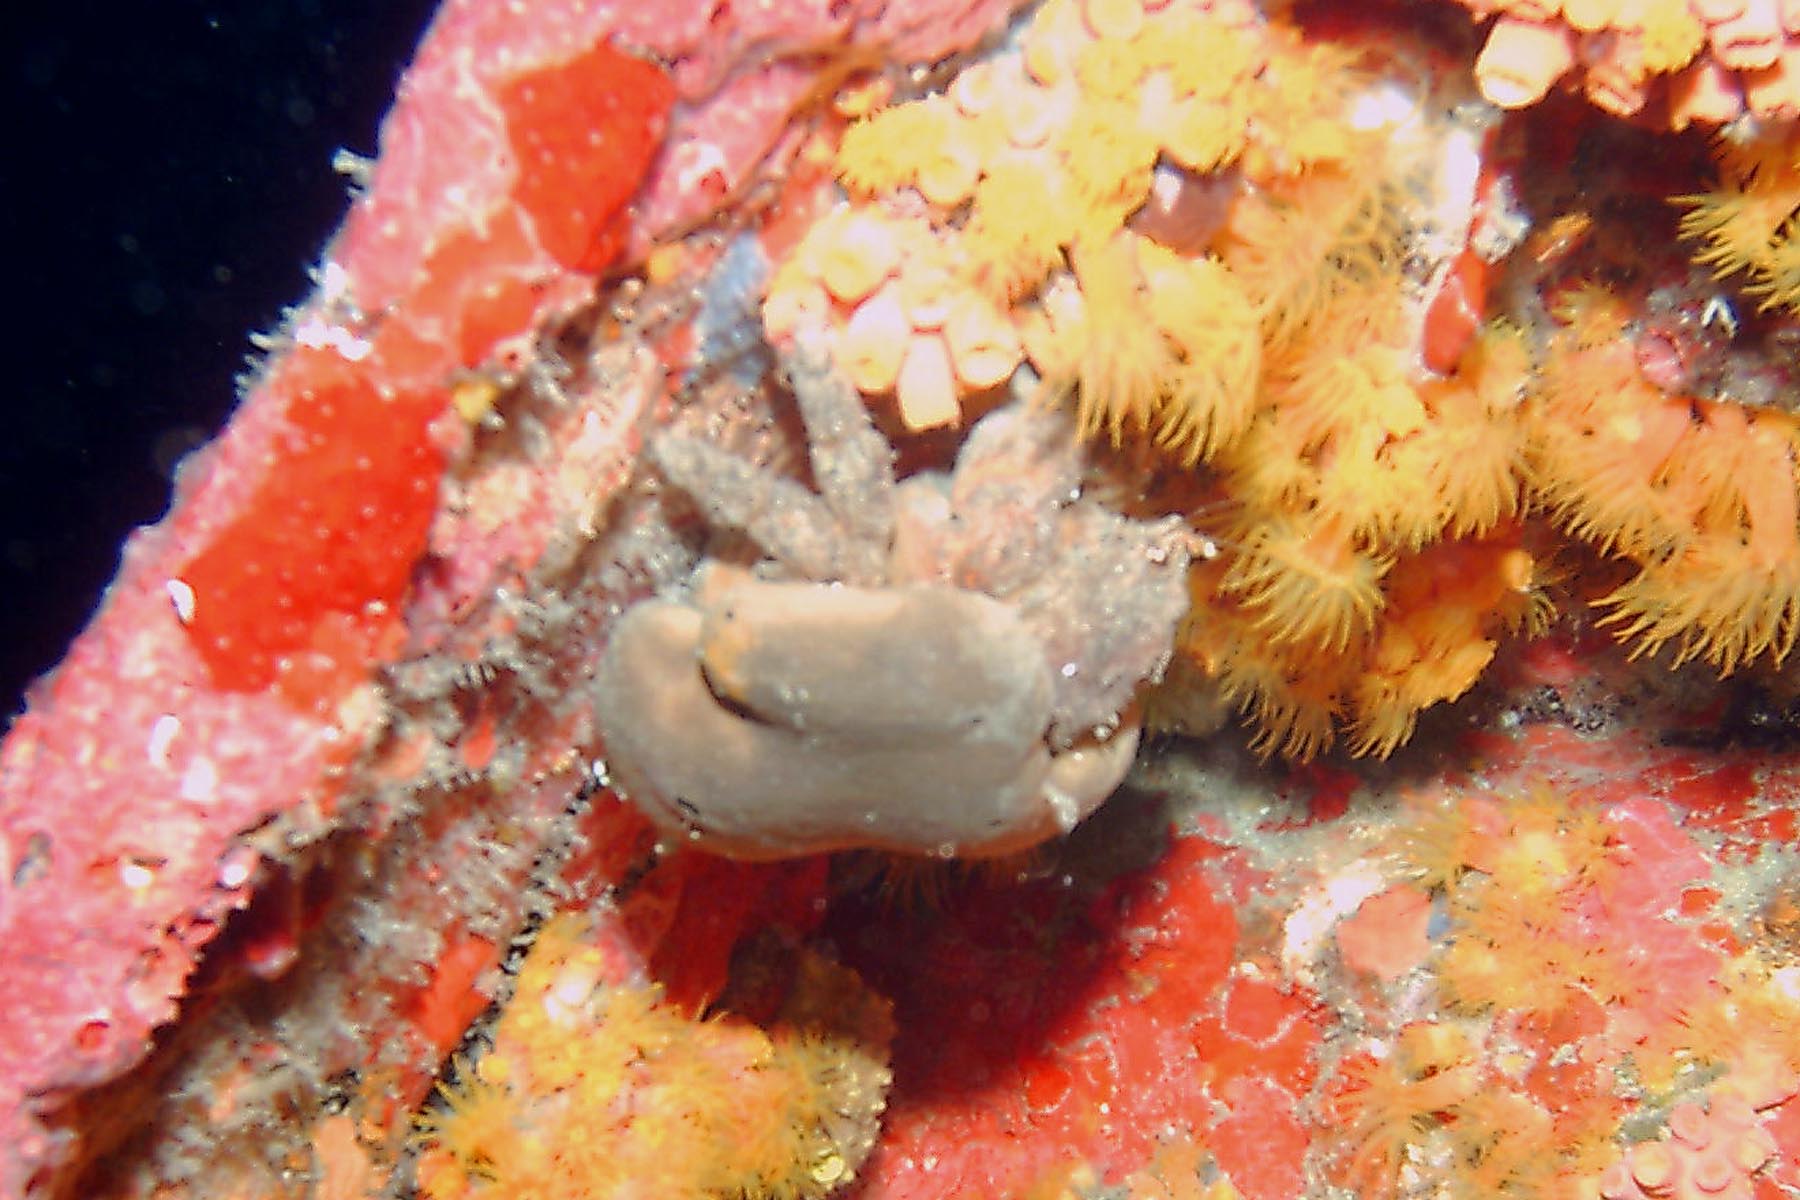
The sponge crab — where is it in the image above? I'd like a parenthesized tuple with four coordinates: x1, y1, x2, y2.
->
(594, 341, 1192, 860)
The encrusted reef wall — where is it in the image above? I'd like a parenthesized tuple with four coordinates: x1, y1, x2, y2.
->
(3, 0, 1800, 1198)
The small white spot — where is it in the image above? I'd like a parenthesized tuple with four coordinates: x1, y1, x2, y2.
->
(329, 150, 372, 188)
(1348, 81, 1413, 131)
(318, 259, 353, 303)
(1043, 785, 1082, 833)
(120, 861, 156, 890)
(1773, 965, 1800, 1004)
(146, 715, 180, 769)
(292, 313, 373, 361)
(670, 140, 729, 192)
(166, 579, 196, 625)
(179, 757, 219, 804)
(1060, 662, 1079, 678)
(219, 851, 255, 889)
(1700, 294, 1738, 337)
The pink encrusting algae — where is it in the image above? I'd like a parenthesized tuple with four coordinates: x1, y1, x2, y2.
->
(4, 0, 1800, 1198)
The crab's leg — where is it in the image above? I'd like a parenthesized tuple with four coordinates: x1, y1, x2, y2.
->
(648, 435, 855, 581)
(782, 339, 896, 567)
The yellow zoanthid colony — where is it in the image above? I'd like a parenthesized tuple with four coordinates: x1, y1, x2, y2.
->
(413, 918, 895, 1200)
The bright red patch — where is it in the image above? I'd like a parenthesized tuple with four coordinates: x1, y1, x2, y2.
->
(179, 344, 445, 692)
(498, 42, 675, 273)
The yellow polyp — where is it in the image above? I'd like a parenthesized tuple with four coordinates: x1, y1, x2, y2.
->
(1675, 131, 1800, 312)
(1475, 18, 1577, 110)
(1317, 432, 1445, 550)
(1746, 234, 1800, 311)
(1061, 99, 1161, 211)
(832, 74, 893, 119)
(1205, 623, 1349, 762)
(1137, 243, 1260, 461)
(816, 210, 902, 304)
(1561, 0, 1623, 33)
(915, 138, 983, 208)
(962, 160, 1079, 299)
(1584, 51, 1651, 118)
(1220, 512, 1391, 652)
(997, 78, 1069, 148)
(942, 294, 1023, 391)
(1549, 279, 1633, 348)
(950, 60, 1002, 117)
(1641, 0, 1706, 71)
(1220, 166, 1403, 352)
(1245, 41, 1372, 173)
(835, 98, 961, 197)
(1273, 340, 1423, 454)
(1217, 410, 1316, 513)
(1023, 0, 1088, 87)
(1074, 35, 1150, 101)
(897, 251, 955, 331)
(896, 333, 962, 430)
(1158, 12, 1265, 99)
(837, 284, 911, 394)
(1345, 538, 1540, 758)
(1082, 0, 1145, 42)
(1668, 58, 1746, 128)
(1061, 236, 1178, 445)
(1162, 93, 1250, 173)
(1396, 384, 1525, 540)
(451, 377, 503, 424)
(762, 276, 830, 344)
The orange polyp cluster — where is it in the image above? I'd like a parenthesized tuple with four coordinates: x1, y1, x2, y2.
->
(1173, 312, 1543, 760)
(1321, 788, 1800, 1200)
(1530, 309, 1800, 674)
(1677, 128, 1800, 314)
(1325, 1027, 1485, 1193)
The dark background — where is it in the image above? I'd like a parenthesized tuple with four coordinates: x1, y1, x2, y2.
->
(5, 2, 439, 720)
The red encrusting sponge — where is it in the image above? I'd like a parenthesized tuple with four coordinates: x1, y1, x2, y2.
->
(177, 40, 675, 698)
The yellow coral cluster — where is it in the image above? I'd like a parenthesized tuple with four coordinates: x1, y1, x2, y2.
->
(1677, 127, 1800, 314)
(1178, 314, 1549, 760)
(766, 0, 1294, 435)
(1454, 0, 1800, 125)
(413, 917, 894, 1200)
(1530, 301, 1800, 672)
